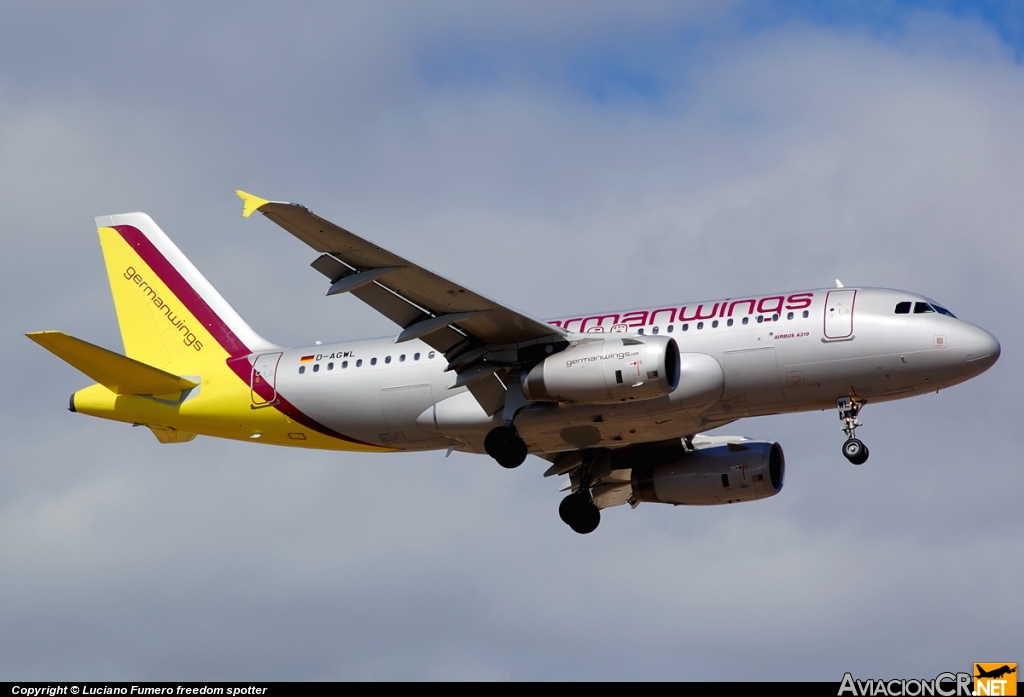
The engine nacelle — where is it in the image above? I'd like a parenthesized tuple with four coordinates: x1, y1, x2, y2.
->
(629, 441, 784, 505)
(522, 335, 680, 404)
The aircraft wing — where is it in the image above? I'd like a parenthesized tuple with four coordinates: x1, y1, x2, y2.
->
(237, 191, 568, 413)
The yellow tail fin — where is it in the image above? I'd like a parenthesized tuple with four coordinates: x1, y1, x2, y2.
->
(94, 212, 277, 372)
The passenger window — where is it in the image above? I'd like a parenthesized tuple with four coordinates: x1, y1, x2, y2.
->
(914, 302, 934, 314)
(772, 314, 779, 321)
(895, 302, 911, 314)
(682, 323, 689, 331)
(712, 320, 719, 328)
(697, 322, 704, 330)
(667, 325, 674, 333)
(787, 312, 794, 320)
(757, 315, 763, 324)
(400, 354, 406, 362)
(652, 326, 659, 334)
(414, 353, 421, 360)
(727, 318, 734, 327)
(298, 365, 305, 374)
(342, 361, 348, 369)
(638, 328, 645, 335)
(802, 310, 809, 318)
(327, 362, 333, 370)
(356, 359, 363, 367)
(313, 363, 320, 373)
(371, 358, 377, 366)
(428, 351, 435, 359)
(385, 356, 392, 364)
(742, 317, 749, 325)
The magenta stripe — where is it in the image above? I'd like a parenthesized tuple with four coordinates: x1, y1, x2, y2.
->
(116, 225, 382, 449)
(114, 225, 251, 357)
(226, 356, 383, 447)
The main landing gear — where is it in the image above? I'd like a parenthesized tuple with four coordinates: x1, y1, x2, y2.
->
(559, 493, 600, 535)
(485, 422, 600, 534)
(484, 425, 528, 469)
(558, 451, 601, 534)
(837, 396, 869, 465)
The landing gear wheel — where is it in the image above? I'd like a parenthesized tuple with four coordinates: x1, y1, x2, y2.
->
(484, 425, 527, 469)
(558, 493, 601, 534)
(837, 397, 869, 465)
(842, 438, 869, 465)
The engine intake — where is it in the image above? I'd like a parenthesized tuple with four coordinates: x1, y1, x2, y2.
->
(522, 335, 679, 404)
(628, 441, 784, 506)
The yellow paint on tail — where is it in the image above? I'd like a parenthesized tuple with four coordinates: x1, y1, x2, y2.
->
(32, 219, 390, 453)
(98, 226, 218, 373)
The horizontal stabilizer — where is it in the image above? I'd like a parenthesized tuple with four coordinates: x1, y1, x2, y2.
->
(26, 331, 199, 395)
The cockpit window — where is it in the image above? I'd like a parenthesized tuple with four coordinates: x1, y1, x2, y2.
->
(932, 305, 956, 318)
(895, 302, 911, 314)
(913, 302, 935, 314)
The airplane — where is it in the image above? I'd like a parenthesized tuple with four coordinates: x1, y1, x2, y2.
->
(976, 665, 1016, 680)
(27, 191, 1001, 534)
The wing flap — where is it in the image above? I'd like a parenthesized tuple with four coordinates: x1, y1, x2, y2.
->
(26, 331, 199, 395)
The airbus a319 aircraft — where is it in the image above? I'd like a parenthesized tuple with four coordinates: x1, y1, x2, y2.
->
(28, 192, 1001, 533)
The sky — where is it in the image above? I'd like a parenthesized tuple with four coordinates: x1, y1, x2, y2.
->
(1, 0, 1021, 681)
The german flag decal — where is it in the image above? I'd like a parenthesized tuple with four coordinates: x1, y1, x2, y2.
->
(300, 355, 315, 363)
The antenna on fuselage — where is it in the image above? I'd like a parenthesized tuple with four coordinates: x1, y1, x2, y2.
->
(835, 279, 844, 288)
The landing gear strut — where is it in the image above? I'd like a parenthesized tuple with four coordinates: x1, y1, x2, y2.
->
(484, 425, 527, 469)
(558, 450, 601, 534)
(837, 396, 869, 465)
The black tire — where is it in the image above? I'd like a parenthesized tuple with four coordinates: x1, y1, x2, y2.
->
(485, 426, 528, 469)
(484, 426, 515, 458)
(851, 444, 869, 465)
(496, 438, 527, 469)
(558, 493, 601, 534)
(843, 438, 868, 465)
(558, 493, 581, 524)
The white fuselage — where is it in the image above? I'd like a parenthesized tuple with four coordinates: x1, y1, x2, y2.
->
(260, 287, 999, 454)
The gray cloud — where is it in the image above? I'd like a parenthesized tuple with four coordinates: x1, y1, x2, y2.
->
(1, 1, 1019, 681)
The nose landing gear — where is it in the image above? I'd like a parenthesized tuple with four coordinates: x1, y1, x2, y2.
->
(837, 396, 869, 465)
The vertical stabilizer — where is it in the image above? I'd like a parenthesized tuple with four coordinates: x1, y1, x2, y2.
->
(96, 212, 277, 371)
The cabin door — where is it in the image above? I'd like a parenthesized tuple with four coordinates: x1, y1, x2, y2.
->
(824, 290, 857, 339)
(251, 352, 282, 406)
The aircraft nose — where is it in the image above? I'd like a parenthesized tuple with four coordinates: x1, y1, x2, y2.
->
(963, 324, 1001, 374)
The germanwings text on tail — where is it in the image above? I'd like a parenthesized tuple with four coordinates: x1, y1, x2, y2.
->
(28, 191, 1001, 533)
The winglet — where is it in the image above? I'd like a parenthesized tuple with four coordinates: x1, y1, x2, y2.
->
(236, 190, 270, 218)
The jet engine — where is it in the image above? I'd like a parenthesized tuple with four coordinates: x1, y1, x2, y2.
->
(521, 336, 680, 404)
(626, 441, 784, 505)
